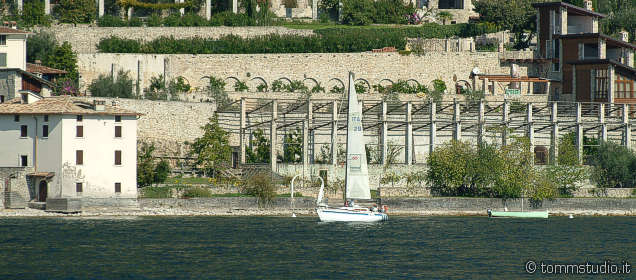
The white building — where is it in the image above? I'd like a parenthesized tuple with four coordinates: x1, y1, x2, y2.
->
(0, 93, 140, 210)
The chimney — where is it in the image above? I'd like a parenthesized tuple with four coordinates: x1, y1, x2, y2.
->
(35, 60, 42, 65)
(9, 21, 17, 30)
(93, 100, 105, 111)
(619, 30, 629, 42)
(584, 0, 593, 11)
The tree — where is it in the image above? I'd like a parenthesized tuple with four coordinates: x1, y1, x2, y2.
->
(44, 42, 79, 82)
(27, 31, 57, 64)
(246, 128, 271, 163)
(279, 128, 303, 163)
(473, 0, 537, 48)
(589, 141, 636, 188)
(54, 0, 96, 24)
(437, 11, 453, 25)
(188, 115, 232, 176)
(137, 142, 172, 188)
(21, 0, 51, 27)
(88, 70, 134, 98)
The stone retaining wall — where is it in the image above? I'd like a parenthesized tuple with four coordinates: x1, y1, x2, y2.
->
(38, 25, 314, 53)
(0, 167, 35, 208)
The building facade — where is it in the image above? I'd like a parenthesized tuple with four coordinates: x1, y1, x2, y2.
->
(0, 93, 139, 209)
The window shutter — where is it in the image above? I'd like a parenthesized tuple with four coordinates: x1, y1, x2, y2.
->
(115, 150, 122, 165)
(76, 126, 83, 137)
(76, 150, 83, 165)
(115, 126, 122, 138)
(0, 53, 6, 67)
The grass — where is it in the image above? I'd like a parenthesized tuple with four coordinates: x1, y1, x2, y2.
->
(181, 186, 213, 198)
(165, 177, 212, 185)
(277, 192, 304, 197)
(140, 186, 172, 198)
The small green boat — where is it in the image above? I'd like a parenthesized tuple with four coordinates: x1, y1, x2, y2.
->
(488, 209, 549, 218)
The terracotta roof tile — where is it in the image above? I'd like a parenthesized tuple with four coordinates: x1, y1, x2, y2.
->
(0, 96, 141, 116)
(0, 27, 30, 34)
(26, 63, 68, 75)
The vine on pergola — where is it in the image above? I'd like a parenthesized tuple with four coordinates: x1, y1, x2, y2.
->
(117, 0, 193, 9)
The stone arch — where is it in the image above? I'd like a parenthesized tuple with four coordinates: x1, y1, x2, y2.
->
(303, 77, 319, 88)
(225, 76, 241, 91)
(406, 79, 421, 86)
(250, 77, 268, 92)
(379, 78, 394, 86)
(327, 78, 345, 93)
(354, 78, 371, 93)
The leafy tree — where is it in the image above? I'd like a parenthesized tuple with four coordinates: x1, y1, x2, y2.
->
(27, 31, 57, 64)
(188, 115, 232, 176)
(589, 141, 636, 188)
(88, 70, 134, 98)
(473, 0, 537, 48)
(44, 42, 79, 82)
(319, 0, 340, 20)
(279, 128, 303, 163)
(246, 128, 270, 163)
(137, 143, 171, 188)
(21, 0, 51, 27)
(54, 0, 96, 24)
(153, 160, 171, 184)
(341, 0, 375, 25)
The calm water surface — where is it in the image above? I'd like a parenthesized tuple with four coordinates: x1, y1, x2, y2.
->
(0, 216, 633, 279)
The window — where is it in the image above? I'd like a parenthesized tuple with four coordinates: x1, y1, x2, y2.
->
(115, 116, 121, 122)
(76, 183, 83, 193)
(0, 53, 6, 67)
(14, 115, 19, 122)
(76, 150, 83, 165)
(115, 183, 121, 193)
(593, 69, 609, 100)
(0, 95, 4, 103)
(42, 125, 49, 138)
(20, 155, 27, 167)
(44, 115, 49, 122)
(0, 35, 5, 45)
(115, 126, 122, 138)
(77, 115, 83, 122)
(20, 125, 27, 137)
(552, 40, 560, 72)
(115, 150, 122, 165)
(584, 43, 599, 59)
(76, 126, 83, 137)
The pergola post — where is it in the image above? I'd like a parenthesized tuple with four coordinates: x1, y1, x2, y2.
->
(270, 100, 278, 172)
(502, 100, 510, 146)
(405, 101, 413, 165)
(17, 0, 22, 12)
(477, 100, 485, 146)
(599, 103, 607, 141)
(239, 98, 246, 164)
(576, 102, 583, 164)
(453, 99, 461, 141)
(623, 104, 631, 149)
(550, 102, 559, 165)
(305, 100, 313, 165)
(127, 7, 133, 20)
(482, 77, 488, 94)
(177, 0, 185, 15)
(45, 0, 51, 15)
(331, 101, 338, 165)
(381, 101, 388, 165)
(312, 0, 318, 19)
(526, 103, 534, 163)
(302, 119, 309, 179)
(429, 101, 436, 155)
(205, 0, 211, 20)
(232, 0, 238, 13)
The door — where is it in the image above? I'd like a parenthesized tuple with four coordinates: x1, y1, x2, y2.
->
(38, 180, 47, 202)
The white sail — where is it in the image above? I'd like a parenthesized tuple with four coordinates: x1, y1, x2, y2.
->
(345, 72, 371, 200)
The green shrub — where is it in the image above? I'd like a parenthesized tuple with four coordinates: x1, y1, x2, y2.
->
(27, 31, 57, 64)
(146, 13, 163, 27)
(241, 173, 276, 205)
(182, 187, 213, 198)
(97, 15, 127, 27)
(88, 70, 134, 98)
(140, 186, 172, 198)
(234, 80, 248, 92)
(54, 0, 96, 24)
(128, 16, 143, 27)
(590, 141, 636, 188)
(21, 0, 51, 27)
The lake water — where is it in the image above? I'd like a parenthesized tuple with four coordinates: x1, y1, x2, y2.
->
(0, 216, 633, 279)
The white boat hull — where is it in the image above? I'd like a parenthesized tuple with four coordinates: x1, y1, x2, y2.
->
(317, 208, 388, 222)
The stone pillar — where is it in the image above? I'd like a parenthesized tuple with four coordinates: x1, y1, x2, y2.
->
(331, 101, 338, 165)
(17, 0, 22, 12)
(608, 65, 615, 104)
(527, 103, 534, 163)
(453, 99, 461, 141)
(205, 0, 211, 20)
(405, 102, 413, 165)
(545, 81, 551, 96)
(477, 100, 485, 146)
(306, 100, 313, 164)
(163, 57, 170, 88)
(270, 100, 278, 172)
(111, 64, 118, 82)
(233, 0, 238, 14)
(575, 103, 583, 164)
(45, 0, 51, 15)
(136, 60, 143, 97)
(429, 101, 436, 155)
(482, 77, 488, 94)
(127, 7, 133, 20)
(623, 104, 631, 149)
(599, 103, 607, 141)
(312, 0, 318, 19)
(240, 98, 246, 164)
(381, 101, 388, 165)
(550, 102, 559, 165)
(502, 100, 510, 146)
(98, 0, 104, 17)
(302, 119, 309, 178)
(179, 0, 185, 16)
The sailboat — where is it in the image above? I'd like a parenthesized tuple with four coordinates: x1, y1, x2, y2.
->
(316, 72, 389, 222)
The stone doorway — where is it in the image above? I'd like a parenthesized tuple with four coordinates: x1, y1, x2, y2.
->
(38, 180, 47, 202)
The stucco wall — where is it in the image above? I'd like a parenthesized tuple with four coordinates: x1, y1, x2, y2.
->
(38, 26, 314, 54)
(0, 34, 27, 70)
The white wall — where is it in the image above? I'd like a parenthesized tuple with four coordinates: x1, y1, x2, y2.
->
(37, 114, 63, 197)
(0, 114, 35, 167)
(0, 34, 27, 70)
(60, 115, 137, 199)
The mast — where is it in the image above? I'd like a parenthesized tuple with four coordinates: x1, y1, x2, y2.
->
(344, 71, 353, 204)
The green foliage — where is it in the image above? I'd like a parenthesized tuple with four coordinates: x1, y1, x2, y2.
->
(44, 41, 79, 82)
(279, 128, 303, 163)
(432, 79, 446, 93)
(341, 0, 415, 25)
(169, 76, 191, 93)
(241, 173, 276, 205)
(182, 186, 213, 198)
(405, 171, 426, 190)
(207, 75, 226, 91)
(97, 15, 128, 27)
(188, 115, 232, 176)
(589, 141, 636, 188)
(88, 70, 134, 98)
(54, 0, 96, 24)
(246, 128, 271, 163)
(311, 84, 325, 93)
(137, 142, 172, 188)
(341, 0, 375, 25)
(319, 0, 339, 20)
(330, 85, 344, 94)
(26, 31, 57, 64)
(473, 0, 535, 33)
(140, 186, 172, 198)
(271, 80, 285, 92)
(256, 83, 268, 92)
(355, 82, 367, 94)
(21, 0, 51, 27)
(285, 80, 308, 93)
(147, 13, 163, 27)
(233, 80, 249, 92)
(437, 11, 453, 25)
(205, 76, 232, 108)
(380, 171, 401, 187)
(599, 0, 635, 40)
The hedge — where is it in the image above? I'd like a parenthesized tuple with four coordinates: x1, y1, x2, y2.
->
(97, 22, 499, 54)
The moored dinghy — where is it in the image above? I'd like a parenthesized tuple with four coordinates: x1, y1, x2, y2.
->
(487, 209, 549, 219)
(315, 72, 388, 222)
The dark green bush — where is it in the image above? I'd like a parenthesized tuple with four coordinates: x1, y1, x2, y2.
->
(146, 13, 163, 27)
(21, 0, 51, 27)
(27, 31, 57, 63)
(140, 186, 172, 198)
(241, 173, 276, 205)
(182, 187, 213, 198)
(54, 0, 96, 24)
(97, 15, 128, 27)
(88, 70, 134, 98)
(590, 141, 636, 188)
(128, 16, 143, 27)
